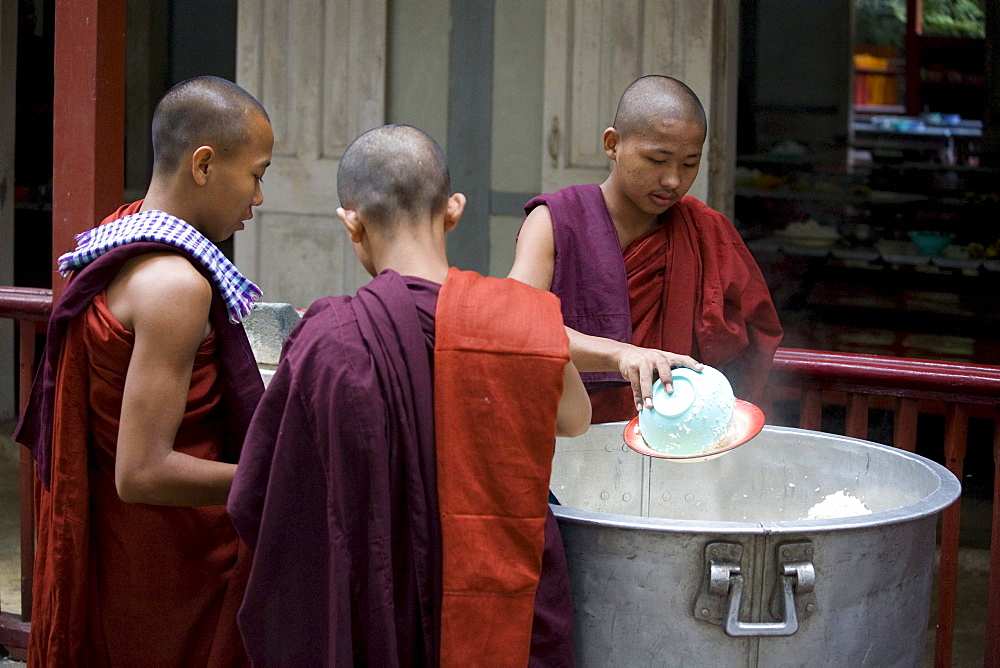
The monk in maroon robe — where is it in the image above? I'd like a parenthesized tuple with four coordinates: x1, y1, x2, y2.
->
(228, 125, 590, 667)
(511, 75, 783, 422)
(15, 76, 272, 666)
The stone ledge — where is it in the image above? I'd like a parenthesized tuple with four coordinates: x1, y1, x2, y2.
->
(243, 302, 301, 380)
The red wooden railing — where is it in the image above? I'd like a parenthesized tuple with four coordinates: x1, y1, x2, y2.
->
(767, 348, 1000, 668)
(1, 300, 998, 664)
(0, 286, 51, 658)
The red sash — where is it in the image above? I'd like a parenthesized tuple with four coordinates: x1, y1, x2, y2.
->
(435, 267, 569, 666)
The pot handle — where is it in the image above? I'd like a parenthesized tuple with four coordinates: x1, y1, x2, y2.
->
(694, 541, 817, 636)
(722, 562, 814, 637)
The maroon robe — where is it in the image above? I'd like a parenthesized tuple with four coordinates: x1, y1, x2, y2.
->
(524, 185, 783, 420)
(15, 202, 262, 666)
(228, 270, 574, 667)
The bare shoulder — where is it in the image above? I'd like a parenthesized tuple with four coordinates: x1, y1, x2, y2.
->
(518, 204, 554, 240)
(508, 205, 555, 290)
(107, 252, 212, 335)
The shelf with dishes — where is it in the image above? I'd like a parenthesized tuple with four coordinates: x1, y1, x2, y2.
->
(745, 223, 1000, 275)
(735, 185, 928, 206)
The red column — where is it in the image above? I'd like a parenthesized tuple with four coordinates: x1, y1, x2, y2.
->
(51, 0, 126, 300)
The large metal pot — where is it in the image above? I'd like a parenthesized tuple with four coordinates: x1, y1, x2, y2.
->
(550, 425, 960, 667)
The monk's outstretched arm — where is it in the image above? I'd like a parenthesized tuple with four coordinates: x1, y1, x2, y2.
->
(109, 253, 238, 506)
(509, 205, 701, 412)
(556, 361, 590, 436)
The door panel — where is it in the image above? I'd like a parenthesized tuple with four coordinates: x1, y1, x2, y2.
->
(543, 0, 738, 216)
(236, 0, 386, 306)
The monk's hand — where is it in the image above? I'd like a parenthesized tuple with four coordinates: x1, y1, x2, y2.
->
(615, 345, 703, 413)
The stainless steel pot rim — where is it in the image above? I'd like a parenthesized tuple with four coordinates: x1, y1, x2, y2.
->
(551, 425, 962, 535)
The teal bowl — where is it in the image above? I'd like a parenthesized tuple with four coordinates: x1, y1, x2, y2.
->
(907, 230, 955, 256)
(637, 366, 735, 456)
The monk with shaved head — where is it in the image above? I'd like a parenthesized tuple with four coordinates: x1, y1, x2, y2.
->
(511, 75, 783, 421)
(228, 124, 590, 666)
(17, 75, 272, 665)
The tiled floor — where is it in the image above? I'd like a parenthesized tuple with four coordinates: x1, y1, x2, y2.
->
(0, 419, 992, 665)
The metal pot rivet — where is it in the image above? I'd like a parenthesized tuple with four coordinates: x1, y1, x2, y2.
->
(600, 492, 609, 500)
(806, 604, 815, 612)
(701, 609, 710, 616)
(662, 493, 671, 501)
(623, 493, 632, 502)
(783, 549, 791, 558)
(730, 547, 739, 557)
(605, 443, 614, 452)
(684, 494, 694, 502)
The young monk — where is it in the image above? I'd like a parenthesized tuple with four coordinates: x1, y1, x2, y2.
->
(228, 124, 590, 667)
(510, 75, 783, 423)
(15, 76, 272, 666)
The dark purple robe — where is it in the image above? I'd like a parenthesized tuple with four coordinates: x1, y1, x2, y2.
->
(524, 185, 632, 392)
(229, 270, 574, 667)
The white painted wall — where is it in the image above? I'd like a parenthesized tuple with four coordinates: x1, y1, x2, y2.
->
(386, 0, 451, 150)
(489, 0, 546, 277)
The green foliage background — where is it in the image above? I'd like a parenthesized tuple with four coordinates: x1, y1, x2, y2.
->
(856, 0, 984, 47)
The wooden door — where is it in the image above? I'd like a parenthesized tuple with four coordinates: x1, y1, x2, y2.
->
(542, 0, 739, 217)
(236, 0, 386, 307)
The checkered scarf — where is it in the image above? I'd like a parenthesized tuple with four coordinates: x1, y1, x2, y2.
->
(58, 209, 262, 323)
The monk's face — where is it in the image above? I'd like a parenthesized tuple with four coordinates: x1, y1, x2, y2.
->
(606, 116, 704, 217)
(201, 113, 274, 242)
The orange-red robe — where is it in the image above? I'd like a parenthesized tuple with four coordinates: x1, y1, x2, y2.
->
(435, 268, 569, 666)
(19, 202, 257, 667)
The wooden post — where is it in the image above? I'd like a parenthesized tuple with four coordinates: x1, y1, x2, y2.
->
(17, 321, 35, 622)
(904, 0, 923, 115)
(52, 0, 127, 300)
(799, 389, 823, 431)
(935, 402, 968, 668)
(845, 393, 869, 440)
(982, 0, 1000, 167)
(985, 407, 1000, 667)
(893, 397, 919, 452)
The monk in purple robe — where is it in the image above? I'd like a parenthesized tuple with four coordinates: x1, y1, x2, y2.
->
(228, 124, 591, 666)
(511, 75, 782, 421)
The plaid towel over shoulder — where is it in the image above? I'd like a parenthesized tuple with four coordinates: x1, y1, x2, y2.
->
(58, 209, 262, 323)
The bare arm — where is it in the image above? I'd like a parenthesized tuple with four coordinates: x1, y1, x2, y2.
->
(509, 205, 702, 412)
(108, 253, 238, 506)
(556, 360, 590, 437)
(567, 328, 701, 412)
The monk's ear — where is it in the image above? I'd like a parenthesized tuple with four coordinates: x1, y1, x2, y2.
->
(337, 207, 365, 243)
(603, 127, 620, 161)
(191, 146, 214, 186)
(443, 193, 466, 232)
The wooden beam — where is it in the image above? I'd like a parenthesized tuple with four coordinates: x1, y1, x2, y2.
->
(983, 0, 1000, 166)
(904, 0, 923, 115)
(52, 0, 126, 300)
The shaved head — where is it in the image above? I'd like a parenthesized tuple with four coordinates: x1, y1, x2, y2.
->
(151, 76, 269, 175)
(337, 124, 450, 232)
(613, 75, 706, 140)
